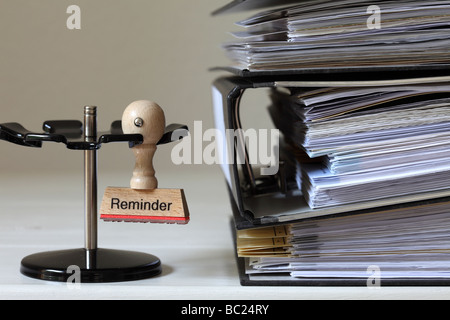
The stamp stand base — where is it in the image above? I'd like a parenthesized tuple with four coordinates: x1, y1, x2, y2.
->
(20, 248, 161, 283)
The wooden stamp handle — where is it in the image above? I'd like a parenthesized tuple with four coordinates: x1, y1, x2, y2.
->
(122, 100, 166, 189)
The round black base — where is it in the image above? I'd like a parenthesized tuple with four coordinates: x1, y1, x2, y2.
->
(20, 248, 162, 283)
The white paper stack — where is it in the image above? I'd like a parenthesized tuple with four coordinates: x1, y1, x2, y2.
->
(270, 82, 450, 208)
(223, 0, 450, 71)
(242, 201, 450, 281)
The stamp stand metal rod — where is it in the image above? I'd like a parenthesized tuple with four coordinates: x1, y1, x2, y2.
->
(84, 106, 98, 266)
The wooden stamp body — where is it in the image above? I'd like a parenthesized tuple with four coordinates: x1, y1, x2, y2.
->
(130, 144, 158, 189)
(100, 187, 190, 224)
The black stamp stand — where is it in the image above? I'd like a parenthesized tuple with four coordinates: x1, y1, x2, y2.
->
(0, 106, 187, 282)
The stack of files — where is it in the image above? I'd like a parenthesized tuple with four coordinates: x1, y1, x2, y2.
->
(237, 200, 450, 284)
(222, 0, 450, 72)
(212, 0, 450, 286)
(269, 81, 450, 209)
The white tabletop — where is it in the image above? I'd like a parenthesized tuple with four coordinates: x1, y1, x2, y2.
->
(1, 166, 450, 300)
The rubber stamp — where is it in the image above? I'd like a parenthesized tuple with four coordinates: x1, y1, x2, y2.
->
(100, 100, 190, 224)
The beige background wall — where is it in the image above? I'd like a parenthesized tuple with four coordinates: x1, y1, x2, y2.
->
(0, 0, 268, 176)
